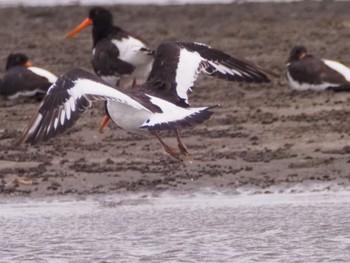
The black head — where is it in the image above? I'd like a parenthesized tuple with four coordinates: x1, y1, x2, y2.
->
(89, 7, 113, 26)
(288, 45, 308, 62)
(5, 53, 29, 70)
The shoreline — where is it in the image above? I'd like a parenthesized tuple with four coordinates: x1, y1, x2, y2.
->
(3, 186, 350, 203)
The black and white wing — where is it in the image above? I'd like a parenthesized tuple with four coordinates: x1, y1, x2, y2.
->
(143, 41, 270, 106)
(16, 68, 150, 145)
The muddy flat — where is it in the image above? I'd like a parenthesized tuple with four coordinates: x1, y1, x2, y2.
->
(1, 1, 350, 196)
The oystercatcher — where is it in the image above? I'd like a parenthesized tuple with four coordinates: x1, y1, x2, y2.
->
(17, 41, 270, 160)
(286, 45, 350, 91)
(100, 41, 271, 154)
(65, 6, 154, 88)
(0, 53, 57, 100)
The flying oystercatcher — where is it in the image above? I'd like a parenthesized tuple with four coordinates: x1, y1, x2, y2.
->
(286, 45, 350, 91)
(65, 6, 154, 88)
(17, 41, 270, 160)
(0, 53, 57, 100)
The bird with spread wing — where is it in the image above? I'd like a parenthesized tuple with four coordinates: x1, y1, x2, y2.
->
(17, 41, 270, 160)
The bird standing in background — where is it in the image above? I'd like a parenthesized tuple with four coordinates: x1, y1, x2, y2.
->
(66, 6, 154, 88)
(0, 53, 57, 100)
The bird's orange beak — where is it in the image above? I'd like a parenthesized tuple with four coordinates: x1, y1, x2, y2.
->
(24, 61, 33, 67)
(99, 115, 110, 132)
(65, 18, 93, 39)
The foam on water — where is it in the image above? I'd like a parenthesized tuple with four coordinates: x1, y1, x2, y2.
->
(236, 177, 350, 195)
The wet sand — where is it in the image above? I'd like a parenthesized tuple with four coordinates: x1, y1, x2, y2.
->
(1, 1, 350, 196)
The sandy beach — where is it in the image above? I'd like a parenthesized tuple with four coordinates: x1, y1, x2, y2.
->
(1, 1, 350, 197)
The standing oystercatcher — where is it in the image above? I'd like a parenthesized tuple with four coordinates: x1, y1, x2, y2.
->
(286, 45, 350, 91)
(0, 53, 57, 100)
(17, 41, 270, 160)
(65, 6, 154, 88)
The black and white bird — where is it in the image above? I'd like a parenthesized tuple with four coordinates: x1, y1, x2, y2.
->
(65, 6, 154, 88)
(286, 45, 350, 91)
(0, 53, 57, 100)
(17, 41, 270, 160)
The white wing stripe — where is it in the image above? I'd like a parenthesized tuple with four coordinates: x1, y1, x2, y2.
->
(69, 96, 76, 112)
(142, 95, 207, 126)
(70, 79, 151, 112)
(323, 59, 350, 81)
(65, 100, 71, 121)
(175, 49, 202, 103)
(207, 61, 243, 76)
(60, 108, 65, 125)
(28, 66, 57, 83)
(54, 116, 59, 130)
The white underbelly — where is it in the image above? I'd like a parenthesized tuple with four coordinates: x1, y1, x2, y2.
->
(107, 100, 150, 133)
(286, 72, 337, 91)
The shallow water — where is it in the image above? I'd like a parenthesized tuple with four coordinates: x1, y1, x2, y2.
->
(1, 192, 350, 262)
